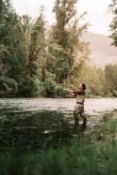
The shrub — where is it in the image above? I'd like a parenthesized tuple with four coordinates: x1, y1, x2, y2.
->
(55, 85, 66, 97)
(41, 79, 56, 97)
(19, 77, 40, 97)
(0, 76, 18, 96)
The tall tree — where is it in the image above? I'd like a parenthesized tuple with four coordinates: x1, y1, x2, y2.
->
(47, 0, 89, 84)
(20, 12, 47, 96)
(0, 0, 26, 96)
(23, 13, 46, 80)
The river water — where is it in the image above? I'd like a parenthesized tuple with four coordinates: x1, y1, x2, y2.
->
(0, 98, 117, 148)
(0, 98, 117, 115)
(1, 98, 117, 127)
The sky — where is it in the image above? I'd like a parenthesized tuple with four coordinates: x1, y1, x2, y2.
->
(11, 0, 112, 35)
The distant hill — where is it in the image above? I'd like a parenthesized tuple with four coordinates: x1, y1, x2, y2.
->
(83, 31, 117, 67)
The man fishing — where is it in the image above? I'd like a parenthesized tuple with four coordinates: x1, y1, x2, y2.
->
(64, 83, 87, 130)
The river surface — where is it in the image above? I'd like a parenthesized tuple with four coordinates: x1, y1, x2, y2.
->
(0, 98, 117, 115)
(0, 98, 117, 148)
(1, 98, 117, 127)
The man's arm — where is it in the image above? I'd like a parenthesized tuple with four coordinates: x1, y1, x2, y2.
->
(64, 88, 75, 96)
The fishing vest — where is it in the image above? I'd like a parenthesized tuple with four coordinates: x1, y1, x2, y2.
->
(76, 93, 85, 105)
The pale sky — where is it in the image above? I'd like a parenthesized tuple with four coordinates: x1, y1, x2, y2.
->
(11, 0, 112, 35)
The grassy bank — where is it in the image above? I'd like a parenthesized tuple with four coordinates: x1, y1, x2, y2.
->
(0, 138, 117, 175)
(0, 111, 117, 175)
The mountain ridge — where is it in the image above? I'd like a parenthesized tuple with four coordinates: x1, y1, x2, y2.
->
(83, 31, 117, 67)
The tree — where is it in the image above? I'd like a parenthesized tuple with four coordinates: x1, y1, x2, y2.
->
(47, 0, 89, 84)
(109, 0, 117, 46)
(0, 1, 47, 97)
(0, 0, 26, 96)
(0, 0, 12, 77)
(20, 12, 47, 96)
(104, 64, 117, 96)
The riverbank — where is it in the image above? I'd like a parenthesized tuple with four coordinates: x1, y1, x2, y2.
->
(0, 110, 117, 175)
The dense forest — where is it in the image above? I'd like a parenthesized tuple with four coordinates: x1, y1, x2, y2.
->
(0, 0, 117, 97)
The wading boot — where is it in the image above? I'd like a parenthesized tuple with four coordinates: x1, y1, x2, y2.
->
(81, 118, 87, 131)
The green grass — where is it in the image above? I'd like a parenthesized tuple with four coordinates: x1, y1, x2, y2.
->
(97, 112, 117, 136)
(0, 138, 117, 175)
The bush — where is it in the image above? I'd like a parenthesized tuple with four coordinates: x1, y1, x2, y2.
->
(41, 79, 56, 97)
(0, 76, 18, 96)
(19, 77, 40, 97)
(55, 85, 66, 97)
(41, 81, 66, 97)
(104, 64, 117, 97)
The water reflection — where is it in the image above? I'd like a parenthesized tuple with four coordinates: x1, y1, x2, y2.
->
(0, 110, 73, 149)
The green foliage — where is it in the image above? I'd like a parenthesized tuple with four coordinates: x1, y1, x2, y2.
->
(21, 13, 47, 96)
(42, 79, 56, 97)
(104, 64, 117, 96)
(0, 76, 18, 96)
(0, 4, 26, 80)
(0, 0, 116, 98)
(47, 43, 69, 83)
(25, 13, 46, 79)
(101, 118, 117, 133)
(19, 77, 40, 97)
(55, 85, 66, 97)
(0, 0, 47, 97)
(0, 0, 27, 96)
(47, 0, 89, 84)
(109, 0, 117, 46)
(40, 78, 66, 97)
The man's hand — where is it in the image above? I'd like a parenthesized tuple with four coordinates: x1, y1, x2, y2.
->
(64, 88, 75, 96)
(64, 88, 69, 92)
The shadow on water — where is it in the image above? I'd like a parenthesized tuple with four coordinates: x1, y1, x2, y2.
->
(0, 108, 82, 150)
